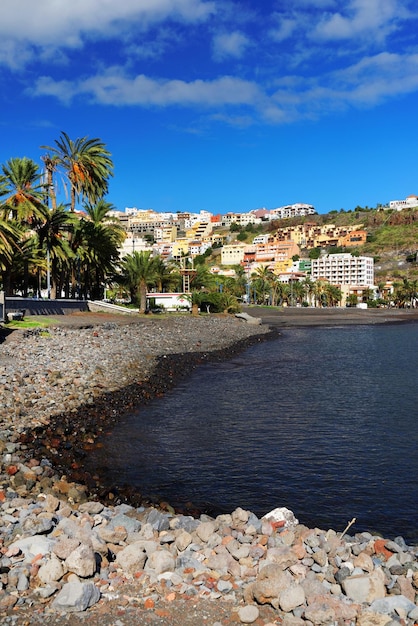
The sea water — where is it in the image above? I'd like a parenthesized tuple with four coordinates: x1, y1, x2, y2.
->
(91, 323, 418, 543)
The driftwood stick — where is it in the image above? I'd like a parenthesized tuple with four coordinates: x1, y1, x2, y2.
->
(340, 517, 356, 540)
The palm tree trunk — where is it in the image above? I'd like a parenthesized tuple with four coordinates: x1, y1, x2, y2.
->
(139, 280, 147, 314)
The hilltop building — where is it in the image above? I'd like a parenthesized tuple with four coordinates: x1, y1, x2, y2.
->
(270, 203, 316, 220)
(389, 195, 418, 211)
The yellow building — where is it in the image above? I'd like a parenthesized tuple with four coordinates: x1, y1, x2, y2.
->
(221, 242, 247, 266)
(172, 238, 190, 257)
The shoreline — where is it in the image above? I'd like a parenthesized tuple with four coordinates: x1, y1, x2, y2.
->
(26, 324, 278, 513)
(243, 305, 418, 328)
(1, 311, 417, 624)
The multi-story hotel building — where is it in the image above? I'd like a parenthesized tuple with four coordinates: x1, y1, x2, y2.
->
(311, 253, 374, 286)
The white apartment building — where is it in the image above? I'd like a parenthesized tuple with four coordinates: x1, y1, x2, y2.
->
(119, 235, 152, 258)
(252, 234, 271, 245)
(221, 212, 262, 227)
(183, 210, 213, 228)
(311, 253, 374, 286)
(270, 203, 316, 220)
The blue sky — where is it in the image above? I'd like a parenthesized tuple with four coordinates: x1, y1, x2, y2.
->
(1, 0, 418, 215)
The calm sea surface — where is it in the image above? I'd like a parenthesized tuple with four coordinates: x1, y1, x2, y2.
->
(92, 323, 418, 544)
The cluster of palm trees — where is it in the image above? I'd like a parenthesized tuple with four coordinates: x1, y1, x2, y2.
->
(0, 132, 124, 300)
(245, 266, 342, 307)
(391, 277, 418, 308)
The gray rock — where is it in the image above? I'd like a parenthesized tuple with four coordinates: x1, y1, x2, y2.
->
(65, 543, 96, 578)
(115, 542, 148, 575)
(170, 515, 200, 533)
(238, 604, 260, 623)
(235, 312, 262, 325)
(78, 501, 104, 515)
(145, 508, 170, 532)
(176, 554, 207, 572)
(52, 537, 81, 560)
(196, 520, 217, 543)
(145, 550, 175, 574)
(51, 581, 101, 612)
(217, 579, 233, 593)
(342, 568, 386, 603)
(369, 595, 417, 617)
(109, 513, 141, 534)
(38, 554, 65, 583)
(175, 530, 192, 552)
(279, 584, 306, 612)
(9, 535, 55, 557)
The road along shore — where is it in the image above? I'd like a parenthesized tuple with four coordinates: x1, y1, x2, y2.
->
(0, 312, 417, 625)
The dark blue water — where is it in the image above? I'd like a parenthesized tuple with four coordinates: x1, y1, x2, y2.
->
(93, 323, 418, 544)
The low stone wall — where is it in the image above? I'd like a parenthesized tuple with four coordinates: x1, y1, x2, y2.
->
(3, 297, 89, 318)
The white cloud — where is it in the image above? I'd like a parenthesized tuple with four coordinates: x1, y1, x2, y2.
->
(332, 51, 418, 104)
(271, 51, 418, 117)
(0, 0, 215, 68)
(29, 48, 418, 124)
(269, 18, 298, 43)
(212, 31, 251, 60)
(314, 0, 401, 40)
(31, 69, 262, 108)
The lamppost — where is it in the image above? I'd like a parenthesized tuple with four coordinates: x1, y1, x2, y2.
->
(130, 226, 136, 253)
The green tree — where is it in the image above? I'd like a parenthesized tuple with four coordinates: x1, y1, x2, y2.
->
(289, 279, 305, 305)
(0, 157, 48, 294)
(346, 293, 359, 307)
(0, 157, 47, 226)
(72, 201, 125, 300)
(41, 132, 114, 211)
(251, 265, 274, 304)
(323, 283, 342, 307)
(0, 218, 20, 280)
(309, 247, 322, 260)
(36, 205, 76, 298)
(119, 251, 159, 313)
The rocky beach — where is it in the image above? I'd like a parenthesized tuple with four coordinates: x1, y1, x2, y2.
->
(0, 310, 417, 626)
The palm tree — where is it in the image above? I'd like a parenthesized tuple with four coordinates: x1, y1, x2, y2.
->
(0, 157, 49, 294)
(301, 277, 315, 306)
(289, 279, 305, 306)
(270, 278, 287, 306)
(313, 279, 326, 307)
(251, 265, 274, 304)
(41, 132, 114, 211)
(189, 262, 216, 292)
(393, 277, 418, 308)
(0, 157, 47, 226)
(323, 283, 342, 307)
(119, 251, 159, 313)
(41, 153, 60, 210)
(6, 235, 43, 297)
(36, 205, 76, 298)
(152, 255, 178, 293)
(0, 218, 20, 265)
(74, 201, 125, 300)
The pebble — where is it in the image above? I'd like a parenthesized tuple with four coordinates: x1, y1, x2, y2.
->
(0, 316, 417, 624)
